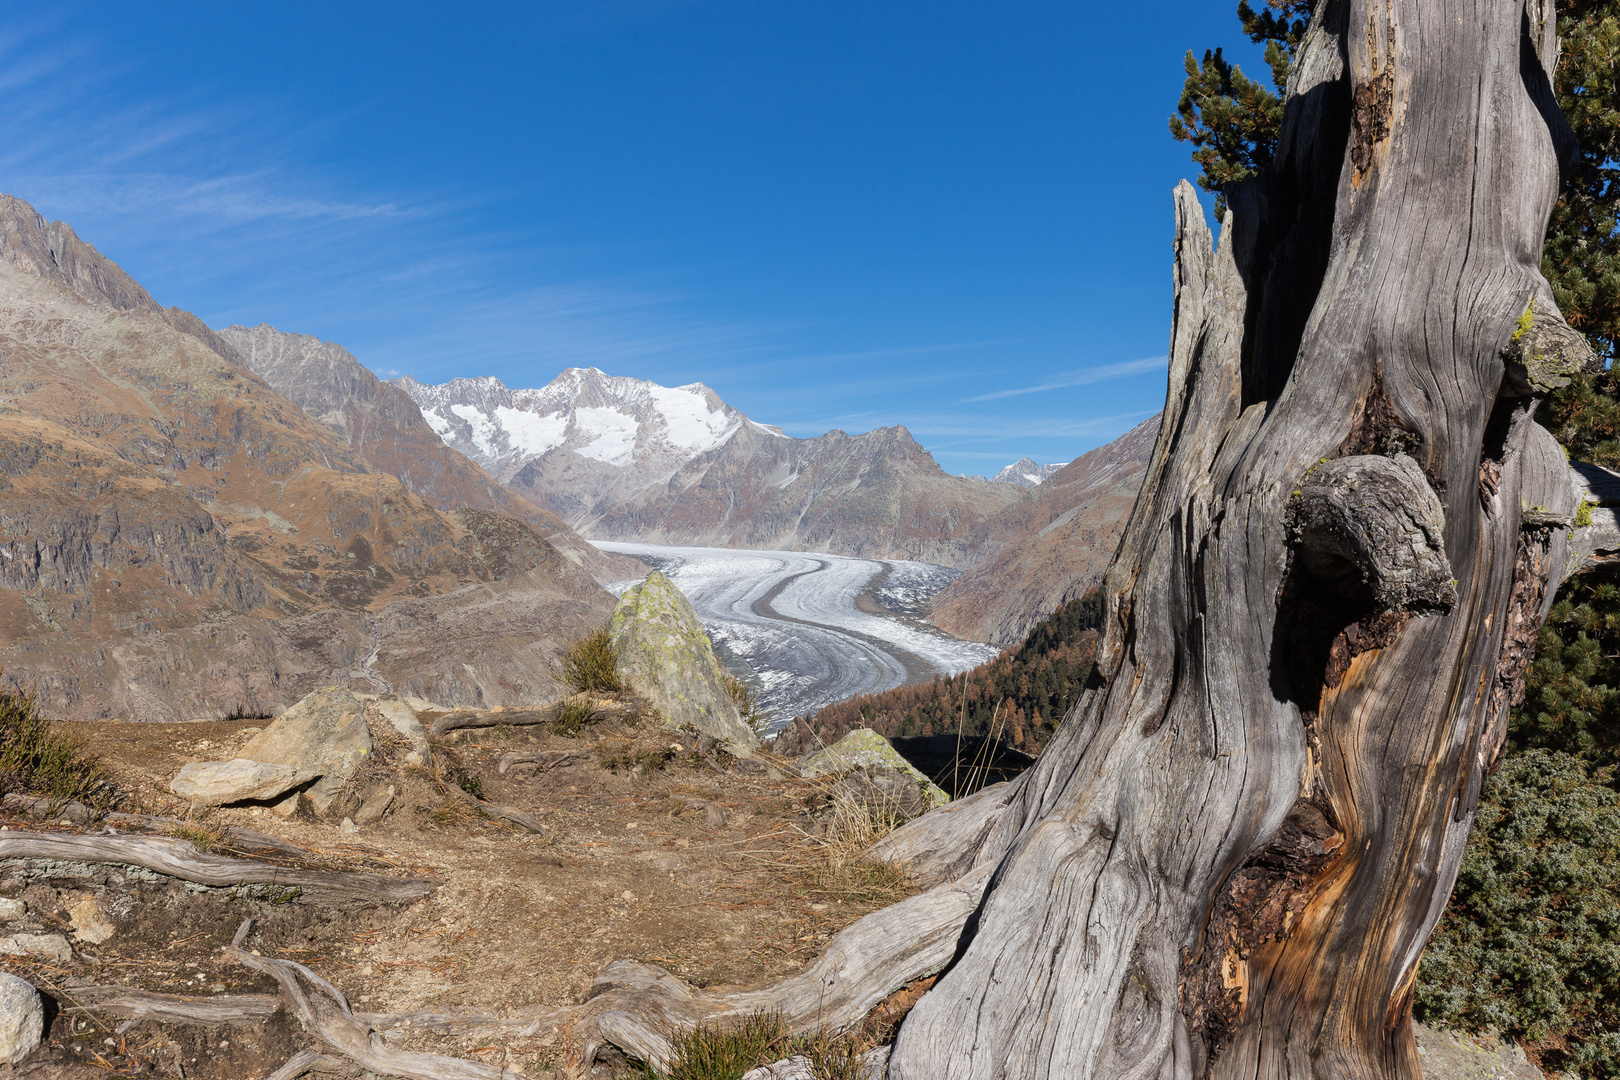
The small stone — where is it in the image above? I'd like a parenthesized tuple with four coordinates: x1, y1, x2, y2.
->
(66, 896, 115, 945)
(340, 818, 358, 834)
(353, 784, 397, 826)
(0, 973, 43, 1064)
(0, 899, 25, 922)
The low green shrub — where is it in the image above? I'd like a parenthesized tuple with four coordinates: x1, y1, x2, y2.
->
(561, 628, 625, 694)
(1416, 749, 1620, 1078)
(553, 697, 600, 736)
(722, 673, 769, 736)
(0, 684, 109, 804)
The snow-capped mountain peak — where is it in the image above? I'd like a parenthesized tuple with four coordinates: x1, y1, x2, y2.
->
(398, 366, 777, 479)
(991, 457, 1068, 488)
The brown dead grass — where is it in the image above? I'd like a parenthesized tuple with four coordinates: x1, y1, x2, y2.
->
(39, 704, 923, 1079)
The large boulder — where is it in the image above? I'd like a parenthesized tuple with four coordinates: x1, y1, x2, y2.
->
(801, 728, 949, 810)
(238, 686, 373, 814)
(609, 572, 758, 750)
(0, 973, 42, 1065)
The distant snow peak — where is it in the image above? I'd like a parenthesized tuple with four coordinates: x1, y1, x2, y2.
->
(992, 457, 1068, 489)
(396, 366, 751, 481)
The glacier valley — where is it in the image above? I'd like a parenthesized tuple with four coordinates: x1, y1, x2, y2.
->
(596, 542, 1001, 734)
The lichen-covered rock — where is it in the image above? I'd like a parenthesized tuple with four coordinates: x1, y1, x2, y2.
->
(609, 572, 758, 750)
(0, 973, 43, 1064)
(169, 759, 318, 807)
(801, 728, 949, 809)
(239, 686, 373, 814)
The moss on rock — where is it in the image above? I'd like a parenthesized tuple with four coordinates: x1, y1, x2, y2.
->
(609, 572, 758, 750)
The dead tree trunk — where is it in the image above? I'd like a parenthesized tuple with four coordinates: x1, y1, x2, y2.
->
(881, 2, 1588, 1078)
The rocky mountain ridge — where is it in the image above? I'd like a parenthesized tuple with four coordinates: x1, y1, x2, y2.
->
(401, 370, 1023, 568)
(927, 415, 1159, 644)
(0, 192, 615, 720)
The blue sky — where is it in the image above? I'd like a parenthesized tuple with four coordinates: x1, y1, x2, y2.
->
(2, 1, 1264, 475)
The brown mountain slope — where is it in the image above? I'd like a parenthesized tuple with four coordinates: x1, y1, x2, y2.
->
(586, 423, 1024, 568)
(217, 324, 639, 583)
(0, 193, 613, 719)
(926, 415, 1159, 644)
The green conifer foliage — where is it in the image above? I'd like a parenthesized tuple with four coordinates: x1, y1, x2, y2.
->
(1173, 2, 1620, 1072)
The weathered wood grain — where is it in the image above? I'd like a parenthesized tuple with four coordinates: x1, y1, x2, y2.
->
(0, 832, 435, 903)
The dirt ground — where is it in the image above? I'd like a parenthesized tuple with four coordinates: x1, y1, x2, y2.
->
(0, 702, 916, 1078)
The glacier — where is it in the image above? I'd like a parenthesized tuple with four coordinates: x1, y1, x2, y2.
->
(596, 542, 1000, 734)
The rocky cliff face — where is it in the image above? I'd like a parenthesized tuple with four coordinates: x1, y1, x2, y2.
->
(588, 423, 1023, 567)
(217, 324, 638, 583)
(0, 192, 614, 720)
(401, 370, 1021, 568)
(927, 416, 1159, 644)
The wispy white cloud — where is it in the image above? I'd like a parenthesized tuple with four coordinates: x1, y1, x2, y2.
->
(963, 355, 1167, 402)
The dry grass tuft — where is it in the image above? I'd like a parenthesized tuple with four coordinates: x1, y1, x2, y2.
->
(799, 783, 913, 905)
(553, 696, 601, 736)
(598, 739, 678, 774)
(641, 1011, 882, 1080)
(163, 820, 229, 854)
(561, 627, 625, 694)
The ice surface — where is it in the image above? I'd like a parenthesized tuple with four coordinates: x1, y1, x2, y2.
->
(572, 407, 641, 465)
(597, 542, 999, 734)
(494, 405, 568, 456)
(648, 385, 739, 451)
(449, 403, 502, 456)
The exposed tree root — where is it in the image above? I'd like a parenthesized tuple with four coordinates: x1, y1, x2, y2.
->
(225, 919, 526, 1079)
(0, 793, 316, 858)
(0, 832, 436, 903)
(267, 1050, 349, 1080)
(63, 985, 280, 1025)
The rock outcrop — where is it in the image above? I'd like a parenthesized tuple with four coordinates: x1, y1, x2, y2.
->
(800, 727, 949, 810)
(0, 192, 617, 720)
(609, 572, 758, 750)
(170, 759, 319, 807)
(401, 369, 1022, 568)
(928, 415, 1159, 644)
(237, 686, 374, 814)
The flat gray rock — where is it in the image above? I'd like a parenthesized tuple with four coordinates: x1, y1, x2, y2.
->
(0, 934, 70, 965)
(240, 686, 373, 814)
(0, 973, 42, 1064)
(170, 759, 316, 807)
(1414, 1023, 1543, 1080)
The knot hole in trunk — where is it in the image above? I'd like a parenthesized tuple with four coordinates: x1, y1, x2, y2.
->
(1277, 454, 1455, 712)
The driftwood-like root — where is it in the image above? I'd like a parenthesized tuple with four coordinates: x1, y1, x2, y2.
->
(63, 985, 281, 1025)
(226, 919, 525, 1080)
(0, 832, 436, 903)
(267, 1050, 350, 1080)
